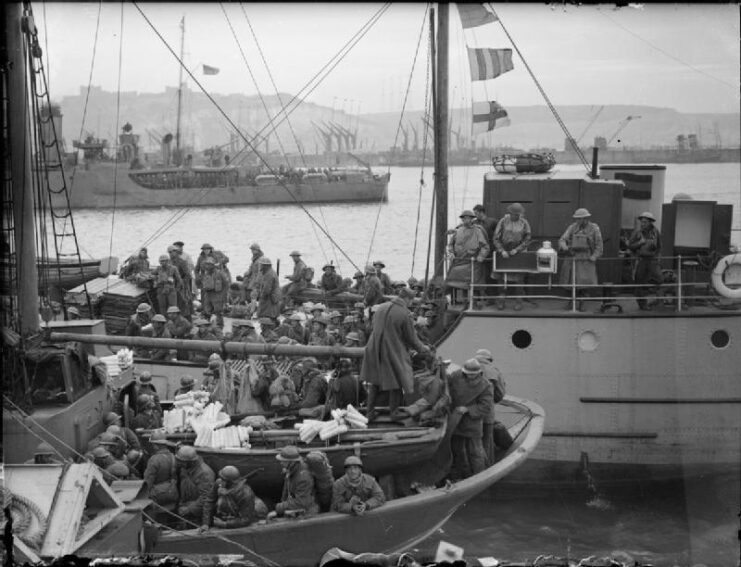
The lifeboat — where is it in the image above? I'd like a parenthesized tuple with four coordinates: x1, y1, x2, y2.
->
(493, 152, 556, 174)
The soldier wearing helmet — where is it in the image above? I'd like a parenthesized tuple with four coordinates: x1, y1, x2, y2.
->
(362, 264, 384, 308)
(256, 257, 281, 322)
(153, 253, 183, 316)
(331, 455, 385, 516)
(142, 430, 179, 518)
(446, 210, 490, 298)
(25, 441, 63, 464)
(308, 315, 335, 348)
(173, 375, 196, 398)
(176, 445, 216, 532)
(168, 243, 194, 318)
(198, 258, 230, 328)
(372, 260, 393, 295)
(131, 396, 163, 430)
(120, 247, 150, 282)
(266, 446, 319, 520)
(212, 466, 265, 528)
(125, 302, 152, 338)
(318, 263, 344, 296)
(491, 202, 532, 311)
(166, 305, 193, 360)
(559, 208, 603, 310)
(326, 358, 365, 411)
(148, 314, 175, 361)
(106, 460, 136, 482)
(447, 358, 494, 479)
(282, 250, 309, 299)
(627, 211, 662, 310)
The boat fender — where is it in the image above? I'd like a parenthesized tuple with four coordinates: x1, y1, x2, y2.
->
(305, 451, 334, 512)
(711, 253, 741, 299)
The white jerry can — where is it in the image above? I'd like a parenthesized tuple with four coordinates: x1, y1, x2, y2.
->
(536, 241, 558, 273)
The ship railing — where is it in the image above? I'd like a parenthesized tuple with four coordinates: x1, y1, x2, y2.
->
(462, 254, 723, 313)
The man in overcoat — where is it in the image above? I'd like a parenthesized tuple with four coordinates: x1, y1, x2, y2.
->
(360, 287, 430, 421)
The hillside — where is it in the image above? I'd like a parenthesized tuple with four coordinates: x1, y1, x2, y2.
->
(55, 86, 740, 156)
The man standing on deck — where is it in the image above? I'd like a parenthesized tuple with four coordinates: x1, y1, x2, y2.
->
(492, 203, 532, 311)
(361, 287, 430, 421)
(448, 358, 494, 479)
(362, 264, 384, 308)
(627, 211, 663, 310)
(243, 243, 264, 292)
(199, 259, 229, 327)
(168, 244, 193, 318)
(153, 254, 183, 315)
(257, 257, 281, 322)
(473, 204, 497, 243)
(446, 210, 490, 299)
(372, 260, 393, 294)
(559, 208, 603, 311)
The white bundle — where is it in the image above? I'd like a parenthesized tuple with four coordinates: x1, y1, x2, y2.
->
(163, 408, 186, 433)
(213, 416, 231, 430)
(344, 405, 369, 429)
(116, 348, 134, 369)
(319, 421, 349, 440)
(298, 420, 324, 444)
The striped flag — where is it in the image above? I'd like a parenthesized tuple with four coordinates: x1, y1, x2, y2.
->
(467, 48, 513, 81)
(202, 64, 220, 76)
(457, 4, 498, 29)
(472, 101, 511, 135)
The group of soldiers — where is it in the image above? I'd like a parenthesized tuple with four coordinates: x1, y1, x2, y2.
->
(446, 202, 662, 311)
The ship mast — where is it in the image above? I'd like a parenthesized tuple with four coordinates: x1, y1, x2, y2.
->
(175, 15, 185, 166)
(433, 4, 449, 279)
(7, 3, 40, 334)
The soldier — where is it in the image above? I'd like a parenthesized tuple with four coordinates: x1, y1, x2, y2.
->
(67, 306, 82, 320)
(256, 257, 281, 322)
(138, 371, 160, 405)
(319, 263, 343, 295)
(331, 456, 385, 516)
(212, 466, 265, 528)
(149, 314, 175, 361)
(474, 349, 512, 465)
(326, 358, 365, 410)
(362, 264, 384, 308)
(153, 254, 183, 315)
(25, 441, 63, 464)
(125, 303, 152, 337)
(165, 305, 192, 360)
(349, 271, 365, 293)
(194, 243, 218, 281)
(372, 260, 393, 294)
(473, 204, 497, 243)
(106, 460, 138, 481)
(131, 397, 162, 430)
(446, 210, 490, 296)
(142, 430, 179, 520)
(286, 313, 309, 344)
(190, 318, 223, 363)
(559, 208, 603, 311)
(282, 250, 308, 299)
(297, 357, 328, 412)
(103, 411, 141, 451)
(326, 311, 344, 342)
(243, 243, 264, 292)
(308, 315, 335, 347)
(176, 445, 215, 532)
(448, 358, 494, 479)
(259, 317, 280, 343)
(627, 211, 662, 310)
(173, 375, 196, 398)
(492, 203, 532, 310)
(266, 446, 319, 520)
(168, 244, 194, 318)
(199, 259, 229, 327)
(234, 319, 265, 345)
(120, 247, 151, 281)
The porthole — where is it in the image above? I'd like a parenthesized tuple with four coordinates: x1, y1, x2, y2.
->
(578, 330, 599, 352)
(512, 329, 532, 349)
(710, 329, 730, 349)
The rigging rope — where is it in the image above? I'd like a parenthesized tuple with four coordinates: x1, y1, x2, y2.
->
(411, 19, 433, 279)
(365, 3, 430, 267)
(133, 2, 392, 272)
(106, 3, 125, 294)
(488, 3, 591, 174)
(228, 2, 338, 269)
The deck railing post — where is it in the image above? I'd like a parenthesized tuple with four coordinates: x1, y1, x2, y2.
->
(469, 257, 475, 310)
(571, 257, 577, 311)
(677, 255, 683, 312)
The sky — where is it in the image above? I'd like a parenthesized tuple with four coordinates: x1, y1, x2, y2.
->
(34, 2, 740, 115)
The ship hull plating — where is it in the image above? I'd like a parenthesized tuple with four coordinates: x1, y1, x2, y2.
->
(437, 310, 741, 483)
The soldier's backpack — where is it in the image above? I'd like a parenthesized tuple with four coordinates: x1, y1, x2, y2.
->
(305, 450, 335, 512)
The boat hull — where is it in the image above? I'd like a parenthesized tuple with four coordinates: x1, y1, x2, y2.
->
(151, 398, 544, 566)
(51, 164, 389, 209)
(437, 310, 741, 484)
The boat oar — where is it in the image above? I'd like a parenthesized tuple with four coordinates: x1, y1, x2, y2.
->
(48, 332, 365, 358)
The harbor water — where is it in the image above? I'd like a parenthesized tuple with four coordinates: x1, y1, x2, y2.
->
(67, 162, 740, 567)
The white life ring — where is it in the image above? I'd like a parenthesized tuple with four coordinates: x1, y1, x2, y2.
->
(711, 253, 741, 299)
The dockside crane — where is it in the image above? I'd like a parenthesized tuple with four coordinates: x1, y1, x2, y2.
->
(607, 115, 641, 146)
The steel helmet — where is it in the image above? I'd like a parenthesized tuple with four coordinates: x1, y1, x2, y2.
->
(136, 303, 151, 313)
(152, 314, 167, 323)
(35, 441, 55, 455)
(167, 306, 180, 314)
(344, 456, 363, 468)
(108, 462, 130, 478)
(462, 358, 482, 375)
(638, 211, 656, 222)
(127, 449, 142, 465)
(474, 348, 494, 362)
(208, 353, 222, 363)
(275, 445, 301, 462)
(92, 447, 111, 459)
(507, 202, 525, 215)
(139, 371, 153, 383)
(176, 445, 199, 462)
(99, 432, 119, 446)
(159, 254, 169, 262)
(106, 425, 123, 436)
(180, 375, 195, 387)
(345, 332, 360, 343)
(572, 208, 591, 219)
(219, 465, 241, 481)
(103, 412, 122, 426)
(289, 250, 301, 257)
